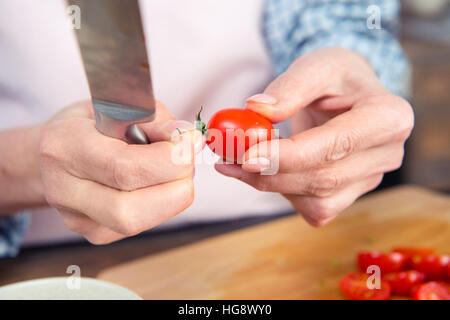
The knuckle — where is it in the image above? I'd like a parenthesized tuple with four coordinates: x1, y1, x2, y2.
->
(310, 198, 338, 220)
(111, 156, 139, 191)
(390, 97, 415, 142)
(307, 168, 342, 197)
(380, 147, 405, 173)
(110, 197, 141, 236)
(64, 217, 87, 234)
(85, 236, 110, 245)
(370, 174, 384, 191)
(253, 177, 273, 192)
(84, 230, 119, 245)
(326, 130, 360, 162)
(390, 149, 405, 171)
(307, 217, 329, 228)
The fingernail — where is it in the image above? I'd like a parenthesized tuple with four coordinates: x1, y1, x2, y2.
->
(242, 157, 271, 172)
(215, 163, 242, 179)
(163, 120, 195, 136)
(246, 94, 277, 105)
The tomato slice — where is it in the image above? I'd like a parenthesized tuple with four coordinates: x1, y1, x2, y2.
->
(339, 272, 391, 300)
(393, 247, 436, 268)
(358, 251, 407, 275)
(448, 264, 450, 280)
(384, 270, 427, 297)
(412, 281, 450, 300)
(410, 254, 450, 280)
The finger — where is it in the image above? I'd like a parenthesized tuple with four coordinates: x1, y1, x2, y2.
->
(245, 48, 381, 123)
(230, 143, 403, 195)
(140, 100, 195, 142)
(59, 209, 125, 244)
(49, 100, 95, 121)
(286, 174, 383, 227)
(243, 94, 413, 172)
(245, 52, 339, 123)
(48, 172, 194, 236)
(41, 118, 199, 191)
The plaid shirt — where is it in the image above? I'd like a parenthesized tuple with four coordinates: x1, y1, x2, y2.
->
(0, 0, 409, 258)
(264, 0, 410, 96)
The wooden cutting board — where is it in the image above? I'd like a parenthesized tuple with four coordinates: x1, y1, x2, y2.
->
(99, 186, 450, 299)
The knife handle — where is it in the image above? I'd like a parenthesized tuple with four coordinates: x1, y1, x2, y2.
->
(126, 124, 149, 144)
(93, 101, 154, 144)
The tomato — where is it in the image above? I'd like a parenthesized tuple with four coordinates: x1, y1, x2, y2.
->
(410, 254, 450, 280)
(412, 281, 450, 300)
(203, 108, 274, 163)
(358, 251, 407, 275)
(339, 272, 391, 300)
(384, 270, 427, 296)
(393, 247, 435, 268)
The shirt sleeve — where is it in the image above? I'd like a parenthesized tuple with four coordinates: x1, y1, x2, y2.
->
(0, 212, 29, 258)
(263, 0, 411, 97)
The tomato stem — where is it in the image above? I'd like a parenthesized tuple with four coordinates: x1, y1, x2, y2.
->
(195, 106, 208, 135)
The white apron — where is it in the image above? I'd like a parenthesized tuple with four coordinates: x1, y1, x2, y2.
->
(0, 0, 292, 246)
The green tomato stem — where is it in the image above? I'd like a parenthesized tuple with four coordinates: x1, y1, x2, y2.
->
(195, 106, 208, 135)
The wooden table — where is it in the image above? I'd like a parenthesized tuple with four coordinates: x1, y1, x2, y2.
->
(1, 186, 449, 299)
(0, 210, 290, 287)
(98, 186, 450, 299)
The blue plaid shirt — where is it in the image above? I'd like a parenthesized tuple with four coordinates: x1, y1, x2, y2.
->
(264, 0, 409, 96)
(0, 0, 409, 258)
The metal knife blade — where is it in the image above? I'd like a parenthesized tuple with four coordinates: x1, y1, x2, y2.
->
(68, 0, 155, 144)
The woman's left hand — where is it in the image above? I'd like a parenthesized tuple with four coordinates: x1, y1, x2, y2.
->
(215, 47, 414, 227)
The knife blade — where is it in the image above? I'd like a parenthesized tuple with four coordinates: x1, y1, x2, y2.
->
(68, 0, 155, 144)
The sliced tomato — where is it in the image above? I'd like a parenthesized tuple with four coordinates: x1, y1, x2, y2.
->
(448, 264, 450, 280)
(384, 270, 427, 297)
(339, 272, 391, 300)
(358, 251, 407, 275)
(411, 254, 450, 280)
(412, 281, 450, 300)
(393, 247, 436, 268)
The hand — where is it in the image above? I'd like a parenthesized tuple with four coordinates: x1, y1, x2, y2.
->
(215, 48, 414, 227)
(39, 101, 202, 244)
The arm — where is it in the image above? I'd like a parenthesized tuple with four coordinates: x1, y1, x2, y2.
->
(0, 124, 46, 215)
(1, 101, 201, 251)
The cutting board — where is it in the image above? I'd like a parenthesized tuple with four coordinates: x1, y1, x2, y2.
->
(99, 186, 450, 299)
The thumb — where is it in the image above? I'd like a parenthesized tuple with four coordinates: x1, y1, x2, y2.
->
(140, 100, 195, 142)
(245, 51, 339, 123)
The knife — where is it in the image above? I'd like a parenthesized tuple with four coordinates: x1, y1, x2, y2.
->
(68, 0, 155, 144)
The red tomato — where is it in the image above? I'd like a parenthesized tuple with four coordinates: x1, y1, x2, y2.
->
(411, 254, 450, 280)
(393, 247, 435, 268)
(412, 281, 450, 300)
(205, 109, 274, 163)
(384, 270, 427, 297)
(358, 252, 407, 275)
(339, 272, 391, 300)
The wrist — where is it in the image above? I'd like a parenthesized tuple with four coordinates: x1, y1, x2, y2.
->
(0, 123, 47, 215)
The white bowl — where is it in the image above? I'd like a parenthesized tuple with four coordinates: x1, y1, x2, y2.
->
(0, 277, 141, 300)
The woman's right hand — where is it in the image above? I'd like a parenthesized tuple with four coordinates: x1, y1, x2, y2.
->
(39, 100, 201, 244)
